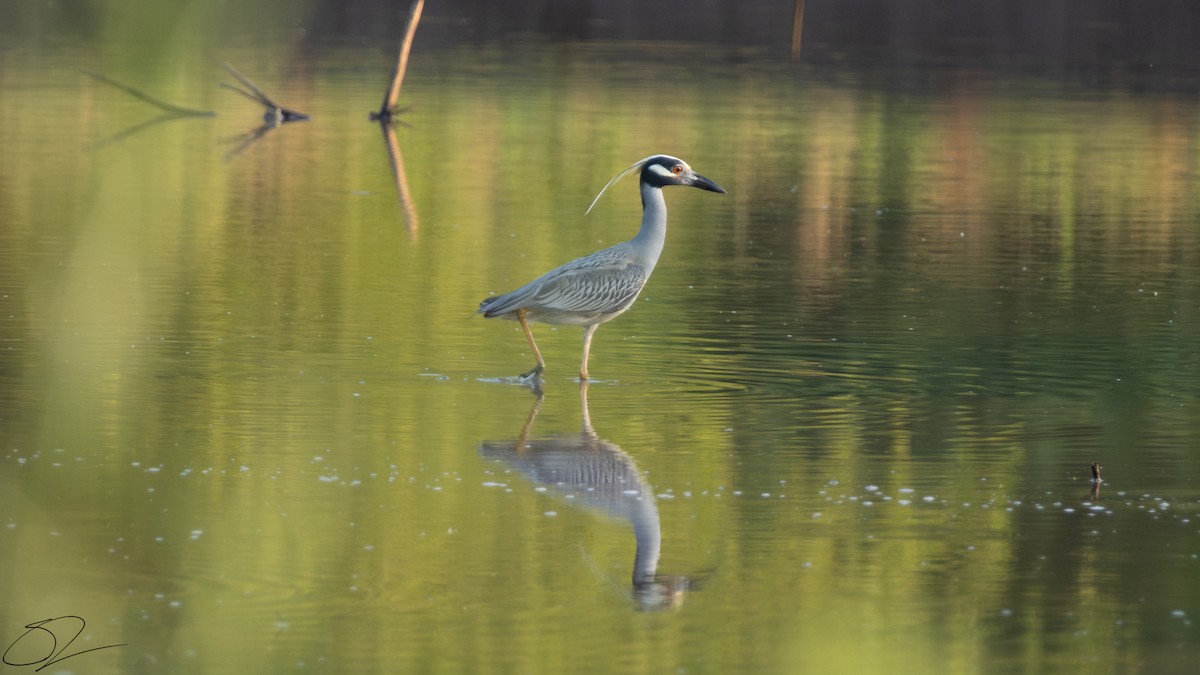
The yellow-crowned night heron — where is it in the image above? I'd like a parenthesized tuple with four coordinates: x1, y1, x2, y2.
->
(478, 154, 725, 380)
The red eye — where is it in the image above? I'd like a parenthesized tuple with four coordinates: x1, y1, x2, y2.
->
(672, 164, 684, 174)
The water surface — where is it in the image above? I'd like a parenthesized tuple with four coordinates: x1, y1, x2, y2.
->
(2, 24, 1199, 675)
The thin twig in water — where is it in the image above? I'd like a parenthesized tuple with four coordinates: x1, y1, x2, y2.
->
(84, 71, 215, 149)
(791, 0, 806, 62)
(372, 0, 425, 122)
(84, 71, 214, 117)
(222, 62, 308, 123)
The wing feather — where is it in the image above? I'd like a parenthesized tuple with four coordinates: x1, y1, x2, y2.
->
(532, 263, 647, 315)
(479, 245, 648, 320)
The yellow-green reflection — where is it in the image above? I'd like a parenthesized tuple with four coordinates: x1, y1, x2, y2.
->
(1, 26, 1199, 675)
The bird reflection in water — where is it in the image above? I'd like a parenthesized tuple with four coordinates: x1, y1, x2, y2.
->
(478, 382, 692, 611)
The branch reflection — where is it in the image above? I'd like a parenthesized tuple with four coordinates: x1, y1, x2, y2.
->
(222, 120, 279, 161)
(479, 382, 691, 611)
(379, 120, 419, 236)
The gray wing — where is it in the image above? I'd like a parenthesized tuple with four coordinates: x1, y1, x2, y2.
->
(480, 247, 648, 318)
(529, 262, 648, 316)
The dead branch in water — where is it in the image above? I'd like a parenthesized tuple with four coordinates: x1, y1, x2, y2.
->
(371, 0, 425, 122)
(84, 71, 214, 117)
(221, 62, 308, 125)
(791, 0, 806, 62)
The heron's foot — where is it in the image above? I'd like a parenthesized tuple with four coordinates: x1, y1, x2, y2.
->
(519, 364, 544, 381)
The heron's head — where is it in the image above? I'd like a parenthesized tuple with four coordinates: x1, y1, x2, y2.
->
(586, 154, 726, 214)
(638, 155, 726, 194)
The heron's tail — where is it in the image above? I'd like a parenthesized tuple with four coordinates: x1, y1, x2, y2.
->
(478, 295, 501, 317)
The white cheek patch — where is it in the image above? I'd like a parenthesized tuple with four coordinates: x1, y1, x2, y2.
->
(647, 164, 675, 179)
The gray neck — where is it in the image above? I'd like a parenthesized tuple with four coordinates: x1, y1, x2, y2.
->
(629, 181, 667, 271)
(631, 495, 662, 585)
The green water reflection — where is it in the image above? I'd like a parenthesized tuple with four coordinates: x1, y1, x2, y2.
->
(2, 22, 1199, 675)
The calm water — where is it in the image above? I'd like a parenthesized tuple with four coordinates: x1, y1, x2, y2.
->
(2, 22, 1200, 675)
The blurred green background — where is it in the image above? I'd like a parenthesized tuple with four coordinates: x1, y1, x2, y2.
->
(2, 2, 1199, 673)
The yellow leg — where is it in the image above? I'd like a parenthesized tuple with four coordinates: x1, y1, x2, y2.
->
(580, 324, 598, 381)
(517, 309, 545, 379)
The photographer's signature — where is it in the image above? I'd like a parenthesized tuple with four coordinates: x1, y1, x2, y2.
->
(3, 616, 125, 672)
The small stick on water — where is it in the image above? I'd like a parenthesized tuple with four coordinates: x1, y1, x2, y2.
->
(84, 71, 214, 117)
(1091, 462, 1102, 483)
(222, 62, 308, 123)
(371, 0, 425, 122)
(790, 0, 806, 62)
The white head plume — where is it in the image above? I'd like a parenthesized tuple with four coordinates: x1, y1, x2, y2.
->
(584, 155, 660, 216)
